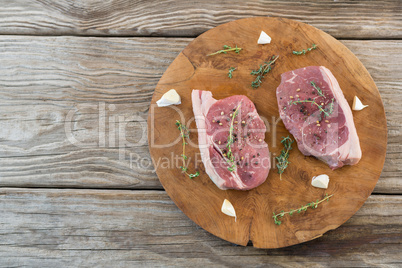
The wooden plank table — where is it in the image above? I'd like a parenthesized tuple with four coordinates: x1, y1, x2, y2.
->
(0, 1, 401, 266)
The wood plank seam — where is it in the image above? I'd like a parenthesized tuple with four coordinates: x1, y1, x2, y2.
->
(0, 37, 400, 193)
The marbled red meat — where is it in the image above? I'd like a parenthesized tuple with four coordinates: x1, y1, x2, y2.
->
(276, 66, 361, 169)
(192, 90, 270, 190)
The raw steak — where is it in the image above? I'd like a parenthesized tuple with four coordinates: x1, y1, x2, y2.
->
(192, 90, 270, 190)
(276, 66, 361, 169)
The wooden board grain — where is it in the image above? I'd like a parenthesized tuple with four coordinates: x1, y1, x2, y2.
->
(0, 188, 401, 267)
(148, 18, 388, 248)
(0, 36, 400, 192)
(0, 0, 401, 39)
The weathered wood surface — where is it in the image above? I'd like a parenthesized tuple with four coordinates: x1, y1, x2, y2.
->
(0, 188, 400, 267)
(0, 0, 401, 39)
(0, 37, 400, 193)
(0, 0, 400, 263)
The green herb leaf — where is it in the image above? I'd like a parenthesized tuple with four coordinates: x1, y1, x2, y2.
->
(228, 67, 236, 79)
(176, 120, 200, 179)
(289, 98, 331, 118)
(251, 55, 279, 88)
(275, 136, 294, 180)
(272, 194, 333, 226)
(293, 44, 318, 55)
(188, 171, 200, 178)
(225, 104, 242, 172)
(310, 81, 326, 98)
(207, 45, 242, 56)
(328, 98, 335, 114)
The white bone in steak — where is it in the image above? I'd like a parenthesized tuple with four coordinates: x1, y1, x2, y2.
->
(192, 90, 270, 190)
(276, 66, 362, 169)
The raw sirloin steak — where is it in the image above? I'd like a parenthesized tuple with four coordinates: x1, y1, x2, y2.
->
(192, 90, 270, 190)
(276, 66, 362, 169)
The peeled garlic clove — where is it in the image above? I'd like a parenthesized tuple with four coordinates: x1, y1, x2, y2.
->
(156, 89, 181, 107)
(352, 96, 368, 111)
(221, 199, 237, 221)
(311, 174, 330, 189)
(257, 31, 271, 44)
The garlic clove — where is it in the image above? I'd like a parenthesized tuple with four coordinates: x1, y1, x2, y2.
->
(352, 96, 368, 111)
(221, 199, 237, 221)
(257, 31, 271, 44)
(311, 174, 330, 189)
(156, 89, 181, 107)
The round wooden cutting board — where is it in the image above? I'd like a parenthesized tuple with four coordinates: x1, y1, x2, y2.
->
(147, 17, 387, 248)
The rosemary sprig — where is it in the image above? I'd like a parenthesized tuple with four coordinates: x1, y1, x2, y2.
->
(273, 194, 334, 225)
(226, 104, 241, 172)
(207, 45, 242, 56)
(276, 136, 294, 180)
(289, 98, 330, 118)
(310, 81, 325, 98)
(228, 67, 236, 79)
(293, 44, 317, 55)
(175, 120, 200, 179)
(251, 55, 279, 88)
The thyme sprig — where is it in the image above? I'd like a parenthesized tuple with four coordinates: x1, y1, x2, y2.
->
(276, 136, 294, 180)
(225, 104, 242, 172)
(251, 55, 279, 88)
(228, 67, 236, 79)
(207, 45, 242, 56)
(310, 81, 325, 98)
(289, 98, 330, 118)
(328, 98, 335, 114)
(293, 44, 318, 55)
(175, 120, 200, 179)
(273, 194, 334, 225)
